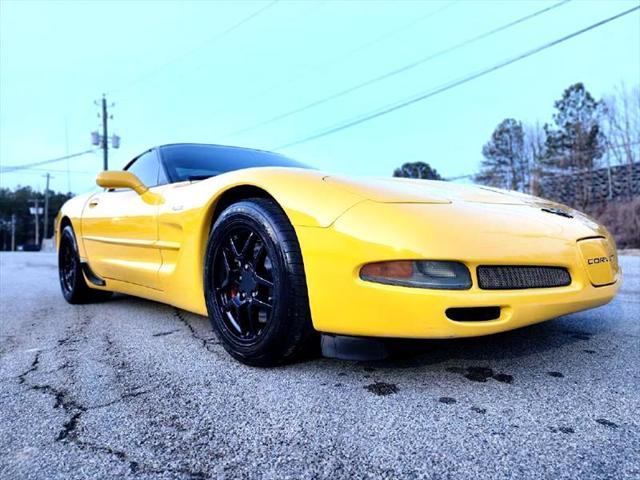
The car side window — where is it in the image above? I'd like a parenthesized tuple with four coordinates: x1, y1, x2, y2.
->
(126, 150, 160, 187)
(157, 161, 169, 186)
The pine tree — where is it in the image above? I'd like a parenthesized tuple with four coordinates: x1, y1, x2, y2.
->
(475, 118, 527, 191)
(543, 82, 605, 173)
(0, 186, 73, 250)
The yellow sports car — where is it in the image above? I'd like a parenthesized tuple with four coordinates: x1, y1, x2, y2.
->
(56, 143, 620, 366)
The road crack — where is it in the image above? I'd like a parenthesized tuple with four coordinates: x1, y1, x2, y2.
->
(174, 308, 220, 352)
(17, 351, 42, 385)
(12, 305, 212, 478)
(18, 348, 197, 476)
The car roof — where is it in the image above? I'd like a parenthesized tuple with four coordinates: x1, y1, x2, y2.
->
(156, 143, 282, 156)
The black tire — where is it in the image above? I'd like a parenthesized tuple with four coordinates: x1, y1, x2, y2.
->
(58, 225, 112, 304)
(204, 198, 316, 367)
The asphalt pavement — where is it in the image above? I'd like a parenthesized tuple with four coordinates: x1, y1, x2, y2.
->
(1, 252, 638, 479)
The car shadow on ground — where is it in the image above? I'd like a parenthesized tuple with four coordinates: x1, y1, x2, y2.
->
(359, 320, 596, 369)
(106, 293, 601, 376)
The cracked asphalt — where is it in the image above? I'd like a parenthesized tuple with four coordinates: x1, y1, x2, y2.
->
(1, 252, 638, 479)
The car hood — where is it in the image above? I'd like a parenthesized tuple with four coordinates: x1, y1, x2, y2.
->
(323, 175, 610, 243)
(323, 176, 553, 205)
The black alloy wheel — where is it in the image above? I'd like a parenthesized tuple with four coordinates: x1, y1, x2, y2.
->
(204, 198, 316, 366)
(212, 225, 275, 343)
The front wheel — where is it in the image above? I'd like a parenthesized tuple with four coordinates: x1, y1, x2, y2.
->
(204, 198, 316, 367)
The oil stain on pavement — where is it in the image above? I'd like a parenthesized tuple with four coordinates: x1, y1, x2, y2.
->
(364, 382, 398, 396)
(447, 366, 514, 384)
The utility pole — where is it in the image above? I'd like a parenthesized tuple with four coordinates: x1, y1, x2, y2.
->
(102, 94, 109, 170)
(43, 173, 53, 239)
(10, 214, 16, 252)
(64, 117, 71, 193)
(91, 95, 120, 170)
(28, 198, 41, 246)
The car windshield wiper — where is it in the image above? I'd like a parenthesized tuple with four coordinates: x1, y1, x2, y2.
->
(186, 175, 214, 181)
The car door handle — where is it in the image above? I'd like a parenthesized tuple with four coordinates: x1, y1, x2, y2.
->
(88, 200, 99, 207)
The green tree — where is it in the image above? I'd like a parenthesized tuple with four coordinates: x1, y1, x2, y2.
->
(393, 162, 443, 180)
(0, 186, 73, 250)
(543, 82, 605, 173)
(475, 118, 527, 191)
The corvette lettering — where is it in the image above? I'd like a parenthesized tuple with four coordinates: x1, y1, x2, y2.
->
(587, 255, 614, 265)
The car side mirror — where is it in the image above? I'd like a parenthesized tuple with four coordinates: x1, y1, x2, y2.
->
(96, 171, 148, 195)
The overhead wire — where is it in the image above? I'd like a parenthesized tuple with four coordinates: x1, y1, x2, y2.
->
(225, 0, 572, 139)
(0, 150, 98, 173)
(109, 0, 279, 96)
(239, 0, 461, 106)
(1, 169, 97, 177)
(273, 6, 640, 151)
(453, 141, 640, 180)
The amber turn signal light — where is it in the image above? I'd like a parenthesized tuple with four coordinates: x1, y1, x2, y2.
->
(360, 260, 472, 290)
(360, 261, 413, 279)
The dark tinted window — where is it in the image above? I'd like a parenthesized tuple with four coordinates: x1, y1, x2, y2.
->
(157, 162, 168, 185)
(126, 150, 161, 187)
(159, 144, 309, 182)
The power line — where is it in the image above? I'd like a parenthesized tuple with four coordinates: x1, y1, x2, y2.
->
(1, 167, 96, 175)
(274, 5, 640, 151)
(445, 174, 474, 181)
(446, 141, 640, 180)
(110, 0, 279, 95)
(238, 0, 460, 107)
(0, 150, 97, 173)
(225, 0, 572, 138)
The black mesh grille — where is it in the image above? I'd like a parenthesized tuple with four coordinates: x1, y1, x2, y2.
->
(477, 266, 571, 290)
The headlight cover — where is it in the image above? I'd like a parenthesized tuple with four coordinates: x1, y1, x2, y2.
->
(360, 260, 472, 290)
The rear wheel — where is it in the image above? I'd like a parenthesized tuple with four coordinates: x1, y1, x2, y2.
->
(58, 225, 112, 304)
(204, 198, 316, 366)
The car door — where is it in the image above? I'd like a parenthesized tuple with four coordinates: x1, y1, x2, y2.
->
(81, 150, 165, 289)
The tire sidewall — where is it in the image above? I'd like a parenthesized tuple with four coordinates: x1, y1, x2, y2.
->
(204, 201, 295, 364)
(58, 226, 81, 302)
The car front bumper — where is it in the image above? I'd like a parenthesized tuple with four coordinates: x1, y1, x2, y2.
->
(295, 201, 620, 339)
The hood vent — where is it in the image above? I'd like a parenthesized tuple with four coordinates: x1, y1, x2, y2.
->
(541, 207, 573, 219)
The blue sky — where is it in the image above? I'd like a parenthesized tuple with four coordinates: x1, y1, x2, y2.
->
(1, 0, 639, 194)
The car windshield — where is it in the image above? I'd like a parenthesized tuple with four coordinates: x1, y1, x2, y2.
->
(159, 144, 311, 183)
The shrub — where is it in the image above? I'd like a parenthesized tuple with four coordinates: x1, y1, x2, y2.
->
(584, 198, 640, 249)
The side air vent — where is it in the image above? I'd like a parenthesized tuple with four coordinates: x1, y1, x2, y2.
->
(477, 266, 571, 290)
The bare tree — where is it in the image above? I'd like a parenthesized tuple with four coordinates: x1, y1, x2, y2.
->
(524, 122, 546, 196)
(603, 82, 640, 166)
(602, 83, 640, 198)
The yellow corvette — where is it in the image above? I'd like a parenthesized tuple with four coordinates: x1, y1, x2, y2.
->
(56, 143, 620, 366)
